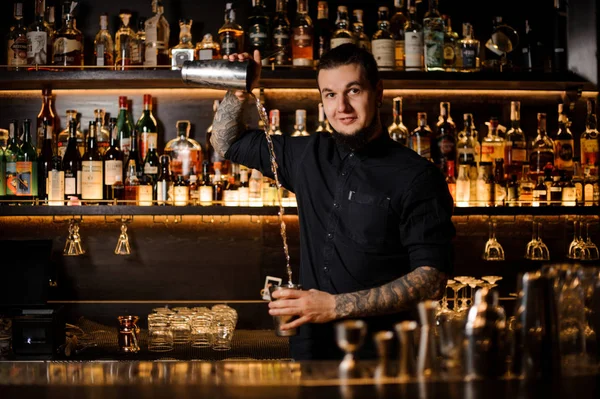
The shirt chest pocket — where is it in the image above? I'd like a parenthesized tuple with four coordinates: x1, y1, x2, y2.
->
(342, 190, 391, 248)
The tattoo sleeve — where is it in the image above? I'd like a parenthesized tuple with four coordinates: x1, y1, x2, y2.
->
(334, 266, 447, 319)
(210, 91, 247, 159)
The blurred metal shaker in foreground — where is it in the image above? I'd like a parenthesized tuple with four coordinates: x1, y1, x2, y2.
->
(395, 320, 418, 381)
(465, 287, 507, 379)
(417, 300, 440, 378)
(181, 59, 259, 92)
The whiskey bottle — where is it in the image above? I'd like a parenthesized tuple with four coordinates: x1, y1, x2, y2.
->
(313, 1, 331, 64)
(164, 120, 202, 180)
(505, 101, 528, 176)
(115, 10, 136, 70)
(315, 103, 333, 134)
(292, 0, 313, 67)
(388, 97, 409, 146)
(238, 165, 250, 206)
(36, 87, 56, 155)
(410, 112, 433, 160)
(435, 102, 457, 174)
(38, 120, 53, 201)
(530, 113, 554, 175)
(554, 104, 574, 173)
(247, 0, 270, 62)
(211, 165, 224, 205)
(47, 134, 64, 206)
(572, 158, 584, 205)
(270, 0, 290, 66)
(57, 110, 81, 158)
(171, 19, 195, 69)
(268, 110, 283, 135)
(124, 159, 140, 204)
(133, 17, 146, 66)
(53, 0, 83, 69)
(456, 164, 470, 207)
(580, 99, 599, 172)
(173, 175, 189, 206)
(27, 0, 51, 66)
(457, 113, 478, 167)
(532, 176, 547, 207)
(143, 139, 160, 186)
(351, 10, 370, 51)
(458, 23, 479, 72)
(7, 2, 28, 70)
(156, 154, 173, 205)
(94, 109, 110, 155)
(94, 13, 114, 68)
(144, 0, 170, 67)
(481, 117, 505, 166)
(389, 0, 407, 70)
(372, 7, 395, 71)
(62, 119, 82, 201)
(446, 160, 457, 203)
(218, 2, 244, 57)
(423, 0, 445, 71)
(136, 94, 158, 162)
(291, 110, 309, 137)
(81, 121, 103, 203)
(116, 96, 133, 158)
(404, 0, 423, 71)
(103, 117, 124, 201)
(196, 33, 221, 60)
(330, 6, 353, 49)
(442, 15, 458, 71)
(199, 159, 213, 206)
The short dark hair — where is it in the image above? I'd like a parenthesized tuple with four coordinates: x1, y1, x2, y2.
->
(316, 43, 380, 90)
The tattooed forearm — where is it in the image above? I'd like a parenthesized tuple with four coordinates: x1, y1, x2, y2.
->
(210, 91, 247, 158)
(334, 266, 447, 319)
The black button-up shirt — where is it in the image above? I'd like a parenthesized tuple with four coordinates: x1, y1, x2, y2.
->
(227, 129, 455, 360)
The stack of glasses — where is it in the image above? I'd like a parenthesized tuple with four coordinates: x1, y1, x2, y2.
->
(147, 305, 238, 352)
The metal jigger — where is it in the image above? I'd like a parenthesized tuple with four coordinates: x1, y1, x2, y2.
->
(115, 222, 131, 255)
(335, 320, 367, 378)
(395, 320, 418, 381)
(417, 300, 441, 379)
(64, 219, 85, 256)
(373, 330, 396, 379)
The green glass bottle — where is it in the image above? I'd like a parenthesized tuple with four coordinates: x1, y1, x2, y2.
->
(136, 94, 158, 162)
(116, 96, 134, 159)
(0, 141, 5, 199)
(5, 120, 20, 201)
(16, 119, 38, 200)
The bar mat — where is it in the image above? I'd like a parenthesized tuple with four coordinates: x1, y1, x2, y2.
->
(59, 317, 291, 361)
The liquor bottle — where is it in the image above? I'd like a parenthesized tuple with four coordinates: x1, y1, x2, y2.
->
(249, 168, 263, 206)
(112, 175, 125, 203)
(446, 160, 457, 203)
(196, 33, 221, 60)
(104, 117, 123, 201)
(218, 2, 244, 57)
(133, 17, 146, 66)
(170, 18, 195, 69)
(63, 119, 81, 201)
(583, 167, 599, 206)
(115, 10, 136, 70)
(580, 98, 599, 171)
(458, 23, 479, 72)
(173, 175, 189, 206)
(271, 0, 291, 66)
(494, 158, 506, 205)
(27, 0, 51, 66)
(476, 162, 494, 207)
(388, 97, 409, 146)
(456, 164, 470, 207)
(156, 154, 173, 205)
(47, 134, 64, 206)
(530, 113, 554, 175)
(199, 159, 213, 206)
(143, 139, 160, 187)
(36, 87, 56, 156)
(390, 0, 407, 70)
(315, 103, 333, 134)
(291, 110, 309, 137)
(124, 159, 140, 204)
(93, 109, 110, 155)
(572, 158, 584, 205)
(505, 101, 528, 176)
(94, 13, 114, 68)
(532, 176, 547, 207)
(268, 110, 283, 135)
(549, 174, 562, 206)
(371, 7, 395, 71)
(442, 15, 458, 71)
(292, 0, 313, 67)
(313, 1, 330, 64)
(561, 171, 576, 206)
(7, 2, 27, 70)
(247, 0, 270, 63)
(554, 103, 574, 173)
(15, 119, 38, 200)
(53, 0, 83, 69)
(404, 0, 423, 71)
(138, 173, 154, 206)
(136, 94, 158, 161)
(0, 140, 5, 199)
(330, 6, 353, 49)
(238, 165, 250, 206)
(543, 164, 554, 198)
(164, 120, 202, 180)
(5, 121, 20, 200)
(116, 96, 134, 158)
(410, 112, 433, 160)
(188, 174, 199, 204)
(506, 174, 519, 206)
(521, 19, 546, 72)
(480, 117, 505, 167)
(352, 10, 370, 51)
(552, 0, 568, 72)
(456, 113, 478, 167)
(38, 120, 53, 202)
(422, 0, 444, 71)
(223, 174, 240, 206)
(435, 102, 457, 174)
(483, 16, 504, 71)
(144, 0, 170, 67)
(81, 121, 103, 203)
(45, 4, 56, 42)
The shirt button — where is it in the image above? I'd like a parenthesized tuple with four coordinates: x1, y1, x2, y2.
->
(327, 232, 334, 240)
(349, 153, 354, 158)
(333, 202, 339, 208)
(341, 171, 347, 176)
(323, 266, 329, 273)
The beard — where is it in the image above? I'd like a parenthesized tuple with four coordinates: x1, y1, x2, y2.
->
(331, 112, 380, 151)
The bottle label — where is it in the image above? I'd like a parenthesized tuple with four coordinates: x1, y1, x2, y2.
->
(273, 30, 290, 45)
(404, 31, 423, 69)
(457, 148, 475, 165)
(581, 138, 599, 166)
(105, 160, 123, 185)
(456, 180, 470, 205)
(584, 184, 594, 205)
(5, 162, 17, 195)
(170, 149, 201, 178)
(8, 37, 28, 67)
(27, 31, 49, 64)
(249, 24, 269, 49)
(16, 161, 36, 196)
(480, 142, 504, 163)
(120, 138, 131, 157)
(144, 164, 158, 175)
(53, 38, 82, 64)
(371, 39, 395, 69)
(410, 136, 431, 159)
(461, 46, 477, 68)
(140, 132, 158, 161)
(144, 20, 158, 66)
(138, 185, 153, 206)
(555, 139, 574, 169)
(157, 181, 173, 205)
(238, 186, 249, 205)
(424, 28, 444, 68)
(331, 37, 354, 49)
(48, 170, 65, 206)
(477, 182, 493, 204)
(174, 186, 189, 206)
(443, 43, 455, 65)
(65, 177, 76, 196)
(562, 187, 576, 205)
(293, 27, 313, 47)
(439, 137, 455, 156)
(395, 40, 405, 68)
(575, 182, 583, 203)
(95, 43, 105, 66)
(199, 185, 213, 205)
(81, 160, 103, 199)
(509, 141, 528, 163)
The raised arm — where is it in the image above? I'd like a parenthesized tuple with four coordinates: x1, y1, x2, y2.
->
(210, 90, 247, 159)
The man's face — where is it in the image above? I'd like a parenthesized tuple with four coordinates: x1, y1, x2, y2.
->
(318, 63, 382, 139)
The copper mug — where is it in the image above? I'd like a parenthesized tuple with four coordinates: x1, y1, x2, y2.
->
(118, 315, 140, 353)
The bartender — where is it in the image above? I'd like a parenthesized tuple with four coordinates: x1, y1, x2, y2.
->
(210, 43, 455, 360)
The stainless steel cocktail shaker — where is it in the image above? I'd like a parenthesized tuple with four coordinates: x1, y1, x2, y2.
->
(181, 59, 259, 92)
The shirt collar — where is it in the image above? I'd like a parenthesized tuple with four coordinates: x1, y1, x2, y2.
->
(335, 130, 392, 161)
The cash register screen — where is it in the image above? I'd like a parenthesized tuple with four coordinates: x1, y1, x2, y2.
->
(0, 240, 53, 307)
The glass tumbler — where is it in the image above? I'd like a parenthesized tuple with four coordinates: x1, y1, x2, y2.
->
(212, 313, 234, 351)
(148, 320, 174, 352)
(191, 312, 214, 348)
(170, 314, 192, 344)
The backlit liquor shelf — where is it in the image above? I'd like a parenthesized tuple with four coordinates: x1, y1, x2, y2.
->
(0, 204, 598, 217)
(0, 68, 596, 91)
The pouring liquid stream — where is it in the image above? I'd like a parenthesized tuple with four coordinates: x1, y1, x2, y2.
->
(252, 94, 293, 287)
